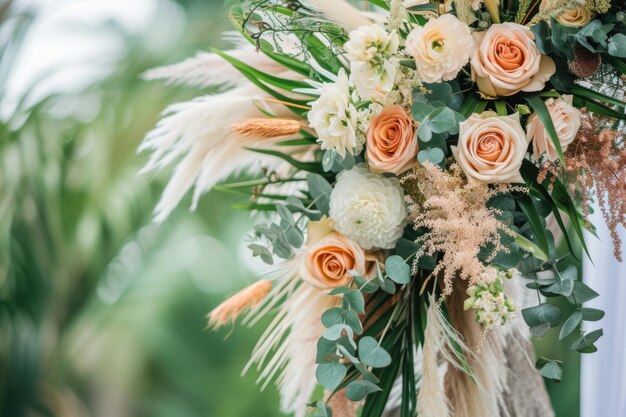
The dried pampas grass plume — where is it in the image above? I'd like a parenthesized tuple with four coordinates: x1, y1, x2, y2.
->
(231, 118, 302, 138)
(208, 279, 272, 329)
(417, 293, 473, 417)
(301, 0, 372, 31)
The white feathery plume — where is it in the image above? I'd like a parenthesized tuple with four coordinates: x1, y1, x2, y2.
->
(443, 277, 505, 417)
(300, 0, 372, 31)
(242, 255, 341, 417)
(139, 85, 305, 222)
(443, 276, 555, 417)
(142, 46, 284, 89)
(417, 293, 473, 417)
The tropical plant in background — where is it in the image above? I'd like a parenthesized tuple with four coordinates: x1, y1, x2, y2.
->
(141, 0, 626, 416)
(2, 2, 285, 417)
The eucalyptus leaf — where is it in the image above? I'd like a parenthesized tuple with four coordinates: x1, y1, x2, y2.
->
(537, 358, 563, 382)
(323, 324, 348, 341)
(559, 311, 582, 340)
(336, 344, 359, 363)
(345, 380, 382, 401)
(580, 307, 605, 321)
(316, 337, 338, 363)
(545, 279, 575, 297)
(358, 336, 392, 368)
(316, 361, 347, 392)
(307, 174, 333, 214)
(353, 274, 379, 294)
(530, 323, 551, 338)
(608, 33, 626, 57)
(284, 225, 304, 248)
(411, 99, 435, 121)
(568, 281, 599, 304)
(342, 309, 364, 335)
(354, 363, 381, 384)
(248, 243, 274, 265)
(571, 329, 603, 353)
(343, 290, 365, 313)
(522, 303, 562, 328)
(379, 277, 397, 294)
(385, 255, 411, 284)
(417, 148, 445, 165)
(321, 307, 344, 328)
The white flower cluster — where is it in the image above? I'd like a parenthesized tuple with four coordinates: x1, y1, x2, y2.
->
(307, 69, 359, 158)
(344, 24, 400, 101)
(329, 164, 407, 250)
(463, 267, 517, 330)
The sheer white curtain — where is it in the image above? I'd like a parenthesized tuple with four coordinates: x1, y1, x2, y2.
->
(581, 207, 626, 417)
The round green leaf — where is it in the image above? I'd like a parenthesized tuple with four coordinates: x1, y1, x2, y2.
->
(417, 148, 445, 165)
(345, 380, 382, 401)
(385, 255, 411, 284)
(358, 336, 391, 368)
(321, 307, 344, 328)
(522, 303, 562, 328)
(316, 361, 347, 392)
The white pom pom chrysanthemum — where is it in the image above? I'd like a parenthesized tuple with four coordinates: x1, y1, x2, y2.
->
(329, 164, 407, 250)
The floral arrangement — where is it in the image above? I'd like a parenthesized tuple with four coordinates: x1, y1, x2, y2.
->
(141, 0, 625, 416)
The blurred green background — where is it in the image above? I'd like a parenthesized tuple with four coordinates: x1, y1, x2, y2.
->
(0, 1, 579, 416)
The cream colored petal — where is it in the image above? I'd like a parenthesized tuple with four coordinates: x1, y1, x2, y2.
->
(521, 55, 556, 92)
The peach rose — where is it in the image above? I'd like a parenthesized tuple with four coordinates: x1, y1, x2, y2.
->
(540, 0, 592, 27)
(300, 219, 379, 290)
(470, 23, 556, 98)
(366, 105, 418, 175)
(527, 95, 581, 161)
(451, 112, 529, 184)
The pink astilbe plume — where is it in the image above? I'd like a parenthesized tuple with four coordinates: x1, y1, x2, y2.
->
(401, 162, 522, 294)
(541, 109, 626, 261)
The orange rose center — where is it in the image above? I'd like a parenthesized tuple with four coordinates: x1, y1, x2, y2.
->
(494, 39, 525, 71)
(476, 133, 504, 162)
(377, 121, 403, 155)
(316, 249, 353, 280)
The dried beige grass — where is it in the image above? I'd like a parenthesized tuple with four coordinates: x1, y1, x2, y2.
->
(207, 279, 272, 328)
(231, 118, 302, 138)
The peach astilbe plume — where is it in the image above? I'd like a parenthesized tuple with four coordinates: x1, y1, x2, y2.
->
(207, 279, 272, 329)
(401, 162, 522, 294)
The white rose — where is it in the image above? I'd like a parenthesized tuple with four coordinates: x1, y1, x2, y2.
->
(329, 164, 407, 250)
(405, 14, 474, 83)
(452, 112, 529, 184)
(527, 95, 581, 161)
(307, 69, 359, 157)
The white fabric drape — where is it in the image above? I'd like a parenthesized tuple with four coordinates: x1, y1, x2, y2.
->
(581, 206, 626, 417)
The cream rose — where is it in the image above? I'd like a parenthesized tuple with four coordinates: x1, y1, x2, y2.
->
(405, 14, 474, 83)
(366, 105, 418, 175)
(300, 220, 378, 290)
(451, 112, 529, 183)
(540, 0, 592, 27)
(470, 23, 556, 98)
(527, 95, 581, 161)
